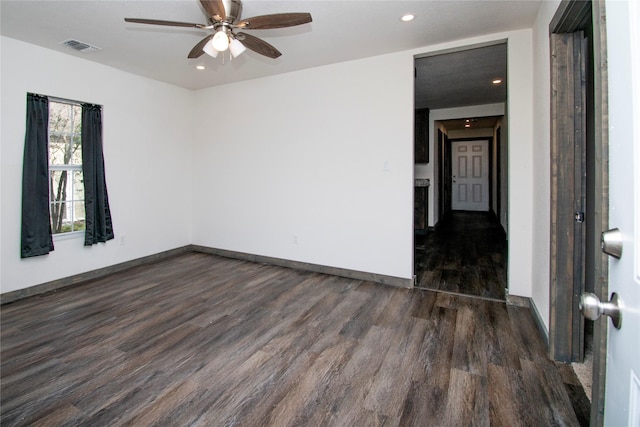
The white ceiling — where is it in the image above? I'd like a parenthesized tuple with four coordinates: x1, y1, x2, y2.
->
(1, 0, 540, 106)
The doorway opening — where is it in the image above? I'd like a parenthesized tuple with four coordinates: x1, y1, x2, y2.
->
(413, 43, 508, 300)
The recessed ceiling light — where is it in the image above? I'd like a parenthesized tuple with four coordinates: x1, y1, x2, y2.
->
(196, 65, 206, 70)
(492, 78, 503, 85)
(465, 124, 471, 128)
(401, 14, 415, 22)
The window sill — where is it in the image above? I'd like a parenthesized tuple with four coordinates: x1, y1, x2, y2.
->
(53, 231, 84, 242)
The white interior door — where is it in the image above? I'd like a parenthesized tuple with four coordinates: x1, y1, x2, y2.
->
(451, 140, 489, 211)
(603, 1, 640, 425)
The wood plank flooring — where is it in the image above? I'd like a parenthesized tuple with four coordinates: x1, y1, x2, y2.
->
(415, 211, 507, 300)
(1, 253, 582, 426)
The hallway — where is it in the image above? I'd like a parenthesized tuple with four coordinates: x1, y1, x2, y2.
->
(415, 211, 507, 300)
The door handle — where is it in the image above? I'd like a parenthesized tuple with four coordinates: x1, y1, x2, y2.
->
(579, 292, 622, 329)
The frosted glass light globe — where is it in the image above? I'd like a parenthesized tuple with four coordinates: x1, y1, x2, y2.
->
(229, 38, 246, 58)
(203, 39, 218, 57)
(212, 30, 229, 51)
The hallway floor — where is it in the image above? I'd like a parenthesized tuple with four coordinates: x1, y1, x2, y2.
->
(415, 211, 507, 300)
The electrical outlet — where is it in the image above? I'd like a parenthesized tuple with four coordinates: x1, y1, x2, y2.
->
(119, 234, 126, 246)
(293, 235, 298, 244)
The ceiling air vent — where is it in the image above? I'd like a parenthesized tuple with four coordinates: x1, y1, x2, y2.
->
(59, 39, 102, 53)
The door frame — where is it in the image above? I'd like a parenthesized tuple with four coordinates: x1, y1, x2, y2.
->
(549, 0, 609, 424)
(437, 129, 450, 222)
(549, 29, 587, 362)
(495, 127, 502, 222)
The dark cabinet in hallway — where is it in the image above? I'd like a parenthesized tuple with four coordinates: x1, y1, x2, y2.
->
(414, 108, 429, 163)
(414, 179, 429, 234)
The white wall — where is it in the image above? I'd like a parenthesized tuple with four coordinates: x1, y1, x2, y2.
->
(505, 30, 535, 299)
(191, 53, 415, 279)
(1, 36, 193, 294)
(530, 0, 561, 332)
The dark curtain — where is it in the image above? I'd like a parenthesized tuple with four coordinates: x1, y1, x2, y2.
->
(21, 94, 54, 258)
(82, 104, 114, 246)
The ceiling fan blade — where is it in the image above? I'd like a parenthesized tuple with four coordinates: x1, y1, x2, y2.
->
(124, 18, 205, 28)
(200, 0, 226, 21)
(188, 35, 214, 58)
(236, 32, 281, 59)
(237, 13, 312, 29)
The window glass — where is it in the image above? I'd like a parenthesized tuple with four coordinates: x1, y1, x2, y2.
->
(49, 102, 82, 166)
(49, 101, 84, 234)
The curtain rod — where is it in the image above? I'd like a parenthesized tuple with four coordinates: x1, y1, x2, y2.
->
(29, 92, 102, 108)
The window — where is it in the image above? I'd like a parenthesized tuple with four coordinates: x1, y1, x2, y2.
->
(21, 93, 112, 257)
(48, 101, 85, 234)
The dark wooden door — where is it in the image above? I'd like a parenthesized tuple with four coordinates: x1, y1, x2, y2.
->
(414, 187, 427, 232)
(550, 30, 588, 363)
(437, 130, 452, 221)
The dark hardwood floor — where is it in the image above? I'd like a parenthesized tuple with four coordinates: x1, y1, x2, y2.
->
(1, 253, 584, 426)
(415, 211, 507, 300)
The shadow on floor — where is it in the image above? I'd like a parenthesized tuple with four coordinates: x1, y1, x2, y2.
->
(415, 211, 507, 300)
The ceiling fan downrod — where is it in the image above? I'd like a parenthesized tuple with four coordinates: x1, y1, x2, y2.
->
(215, 0, 242, 25)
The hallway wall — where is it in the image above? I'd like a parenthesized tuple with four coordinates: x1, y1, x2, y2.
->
(531, 0, 562, 333)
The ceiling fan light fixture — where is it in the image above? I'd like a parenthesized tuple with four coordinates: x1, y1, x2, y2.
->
(124, 1, 312, 62)
(203, 40, 219, 57)
(229, 38, 246, 58)
(212, 30, 230, 51)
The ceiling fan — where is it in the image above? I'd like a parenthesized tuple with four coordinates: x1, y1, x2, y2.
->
(124, 0, 312, 60)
